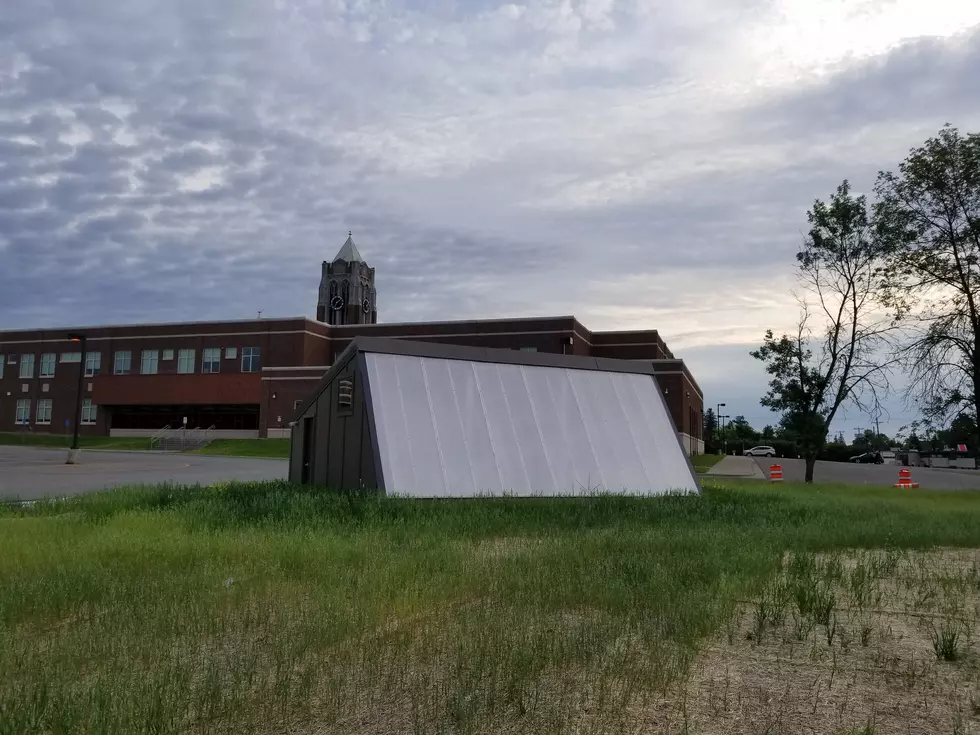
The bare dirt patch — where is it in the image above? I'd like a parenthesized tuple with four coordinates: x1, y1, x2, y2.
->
(643, 548, 980, 734)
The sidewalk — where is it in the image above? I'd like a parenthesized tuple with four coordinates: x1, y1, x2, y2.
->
(706, 456, 766, 480)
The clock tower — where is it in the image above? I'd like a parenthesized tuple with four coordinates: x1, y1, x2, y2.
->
(316, 233, 378, 325)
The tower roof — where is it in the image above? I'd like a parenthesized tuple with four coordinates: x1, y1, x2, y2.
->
(333, 232, 363, 263)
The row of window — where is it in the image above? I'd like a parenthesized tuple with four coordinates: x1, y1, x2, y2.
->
(14, 399, 97, 425)
(0, 347, 261, 379)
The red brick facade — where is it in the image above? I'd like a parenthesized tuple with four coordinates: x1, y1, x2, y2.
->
(0, 315, 703, 449)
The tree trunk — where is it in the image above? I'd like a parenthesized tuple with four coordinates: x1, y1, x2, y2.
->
(974, 365, 980, 455)
(805, 455, 817, 484)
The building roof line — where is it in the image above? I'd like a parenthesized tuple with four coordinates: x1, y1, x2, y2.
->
(0, 316, 311, 337)
(332, 314, 582, 330)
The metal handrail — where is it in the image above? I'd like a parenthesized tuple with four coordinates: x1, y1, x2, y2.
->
(149, 424, 173, 449)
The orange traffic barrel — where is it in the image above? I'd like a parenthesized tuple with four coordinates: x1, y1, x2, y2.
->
(769, 464, 783, 482)
(894, 467, 919, 488)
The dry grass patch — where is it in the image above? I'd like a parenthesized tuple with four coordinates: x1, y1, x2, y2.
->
(647, 548, 980, 734)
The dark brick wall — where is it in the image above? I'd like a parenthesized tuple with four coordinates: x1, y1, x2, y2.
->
(0, 357, 107, 436)
(260, 372, 325, 434)
(92, 373, 262, 406)
(1, 315, 702, 442)
(0, 318, 311, 434)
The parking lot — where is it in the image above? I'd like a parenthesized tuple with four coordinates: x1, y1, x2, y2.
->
(0, 446, 288, 502)
(749, 456, 980, 491)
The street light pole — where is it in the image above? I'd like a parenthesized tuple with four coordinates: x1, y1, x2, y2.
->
(717, 403, 726, 454)
(66, 333, 86, 465)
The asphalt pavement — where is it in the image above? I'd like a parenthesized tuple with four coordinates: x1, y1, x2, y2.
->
(0, 446, 288, 502)
(747, 456, 980, 491)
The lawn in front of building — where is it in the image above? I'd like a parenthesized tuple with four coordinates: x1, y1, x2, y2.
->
(0, 432, 151, 451)
(5, 478, 980, 733)
(192, 438, 291, 459)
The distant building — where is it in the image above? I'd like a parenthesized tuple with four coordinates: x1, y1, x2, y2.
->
(0, 235, 704, 453)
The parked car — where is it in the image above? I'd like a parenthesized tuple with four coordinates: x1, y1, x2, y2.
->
(850, 451, 883, 464)
(743, 446, 776, 457)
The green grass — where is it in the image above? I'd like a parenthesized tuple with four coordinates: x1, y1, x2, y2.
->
(0, 432, 151, 451)
(0, 434, 290, 458)
(4, 480, 980, 733)
(192, 438, 290, 458)
(692, 453, 724, 473)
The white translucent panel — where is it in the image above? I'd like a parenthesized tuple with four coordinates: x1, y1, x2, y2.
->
(470, 362, 530, 495)
(364, 353, 699, 498)
(446, 361, 504, 494)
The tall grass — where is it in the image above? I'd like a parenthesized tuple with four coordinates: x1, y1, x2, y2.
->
(3, 479, 980, 733)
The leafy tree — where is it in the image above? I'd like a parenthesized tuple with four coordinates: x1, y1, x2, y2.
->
(753, 181, 894, 482)
(851, 429, 891, 451)
(703, 408, 718, 452)
(726, 415, 759, 450)
(876, 124, 980, 448)
(761, 425, 776, 440)
(907, 431, 922, 450)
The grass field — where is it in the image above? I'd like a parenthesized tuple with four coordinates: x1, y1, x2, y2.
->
(192, 438, 290, 459)
(0, 434, 289, 458)
(4, 480, 980, 733)
(0, 432, 150, 451)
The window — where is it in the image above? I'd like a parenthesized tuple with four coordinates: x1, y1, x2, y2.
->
(15, 399, 30, 424)
(40, 353, 56, 378)
(36, 399, 52, 425)
(177, 349, 195, 374)
(241, 347, 261, 373)
(82, 399, 97, 425)
(60, 352, 82, 363)
(202, 348, 221, 374)
(141, 350, 159, 375)
(519, 347, 538, 352)
(42, 384, 49, 393)
(225, 347, 238, 360)
(0, 356, 5, 379)
(84, 351, 101, 377)
(114, 351, 132, 375)
(162, 349, 174, 361)
(19, 354, 34, 379)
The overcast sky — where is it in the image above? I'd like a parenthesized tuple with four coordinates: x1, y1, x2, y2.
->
(2, 0, 980, 438)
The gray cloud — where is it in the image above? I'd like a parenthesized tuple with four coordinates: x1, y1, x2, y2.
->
(1, 0, 979, 436)
(744, 27, 980, 138)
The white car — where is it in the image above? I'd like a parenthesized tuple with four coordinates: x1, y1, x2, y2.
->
(743, 446, 776, 457)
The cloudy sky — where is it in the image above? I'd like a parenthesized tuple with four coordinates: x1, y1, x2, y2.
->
(2, 0, 980, 437)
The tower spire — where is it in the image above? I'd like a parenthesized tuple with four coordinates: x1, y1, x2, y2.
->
(334, 232, 363, 263)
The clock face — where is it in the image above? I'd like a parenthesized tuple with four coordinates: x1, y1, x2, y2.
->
(362, 297, 371, 312)
(330, 296, 345, 311)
